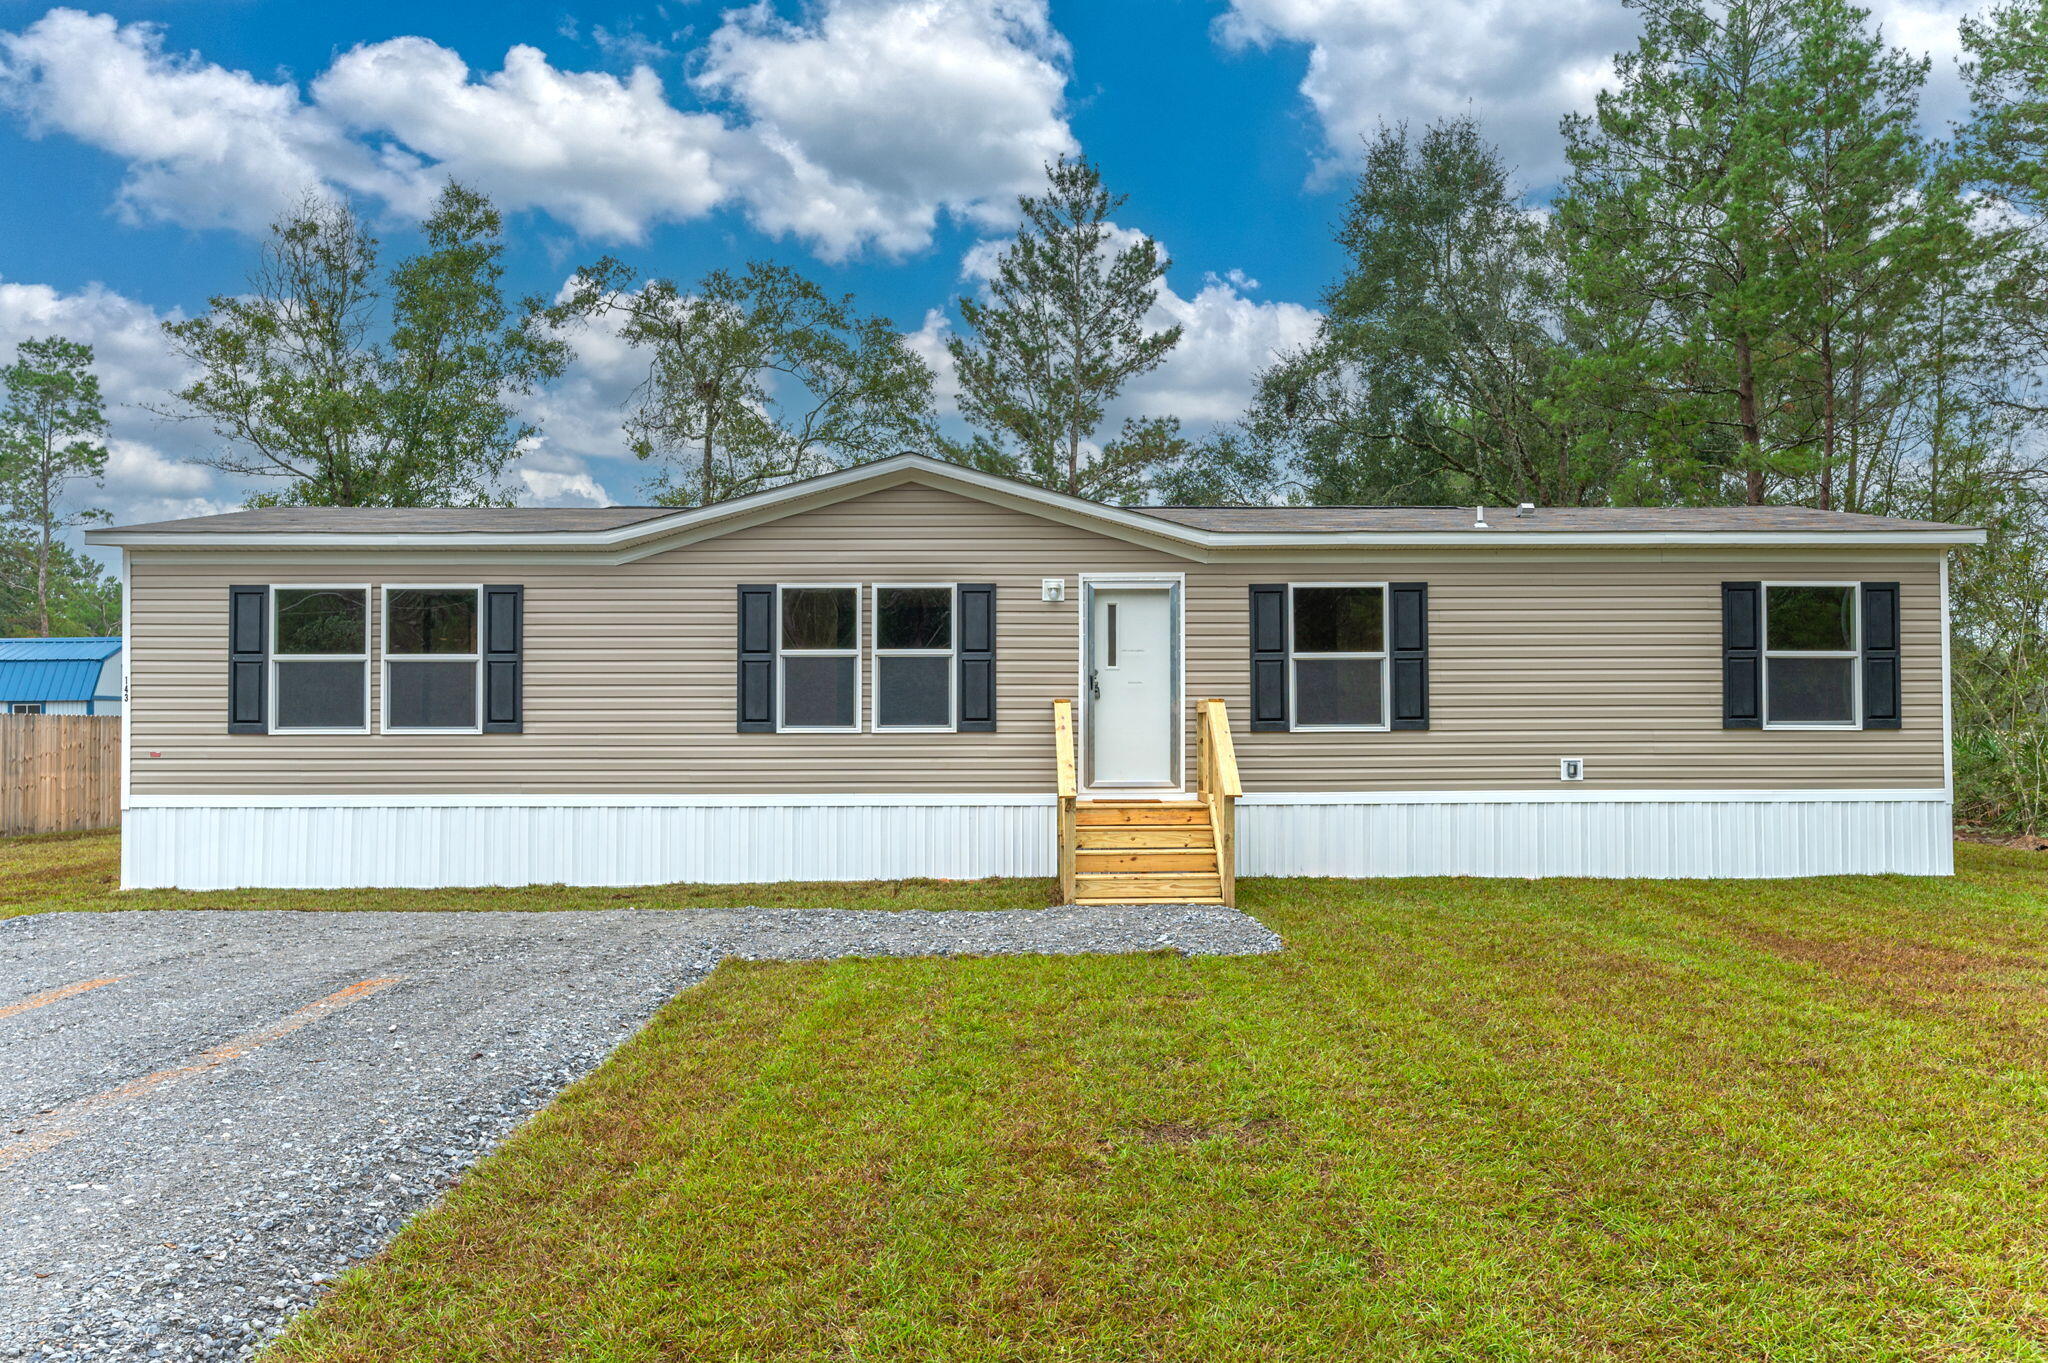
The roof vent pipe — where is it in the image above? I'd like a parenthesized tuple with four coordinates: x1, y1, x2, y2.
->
(1515, 502, 1535, 518)
(1474, 504, 1489, 529)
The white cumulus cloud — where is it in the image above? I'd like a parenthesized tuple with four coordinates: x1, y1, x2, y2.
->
(0, 3, 1077, 258)
(697, 0, 1075, 256)
(1217, 0, 1988, 187)
(0, 9, 410, 232)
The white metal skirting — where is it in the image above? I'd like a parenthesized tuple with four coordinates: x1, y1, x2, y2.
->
(121, 794, 1954, 890)
(1235, 797, 1954, 879)
(122, 803, 1059, 890)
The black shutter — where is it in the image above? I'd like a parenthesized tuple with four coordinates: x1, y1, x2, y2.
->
(227, 585, 268, 734)
(1388, 582, 1430, 730)
(1249, 584, 1289, 731)
(957, 583, 997, 732)
(481, 585, 524, 733)
(737, 584, 776, 732)
(1862, 581, 1901, 729)
(1722, 582, 1762, 728)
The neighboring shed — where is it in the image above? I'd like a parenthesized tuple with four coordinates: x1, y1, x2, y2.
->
(0, 637, 123, 715)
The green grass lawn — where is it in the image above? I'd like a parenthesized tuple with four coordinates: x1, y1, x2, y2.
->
(14, 832, 2048, 1358)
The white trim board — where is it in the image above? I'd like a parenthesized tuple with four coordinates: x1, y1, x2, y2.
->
(126, 787, 1949, 810)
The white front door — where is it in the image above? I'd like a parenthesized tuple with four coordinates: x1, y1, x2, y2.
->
(1085, 583, 1178, 787)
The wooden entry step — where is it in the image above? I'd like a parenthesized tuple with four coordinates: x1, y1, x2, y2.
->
(1068, 799, 1226, 905)
(1054, 699, 1239, 908)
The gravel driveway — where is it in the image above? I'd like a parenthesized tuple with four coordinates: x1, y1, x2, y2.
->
(0, 905, 1280, 1361)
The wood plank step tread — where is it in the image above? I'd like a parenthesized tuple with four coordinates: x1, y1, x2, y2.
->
(1076, 826, 1215, 848)
(1072, 898, 1228, 906)
(1075, 852, 1220, 874)
(1075, 807, 1211, 826)
(1075, 875, 1224, 898)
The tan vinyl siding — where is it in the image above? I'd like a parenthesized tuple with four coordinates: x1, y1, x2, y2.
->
(126, 483, 1948, 797)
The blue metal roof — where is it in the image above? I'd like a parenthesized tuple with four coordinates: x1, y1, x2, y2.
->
(0, 637, 121, 663)
(0, 638, 122, 703)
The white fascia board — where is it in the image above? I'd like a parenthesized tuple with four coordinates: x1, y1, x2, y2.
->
(85, 453, 1990, 556)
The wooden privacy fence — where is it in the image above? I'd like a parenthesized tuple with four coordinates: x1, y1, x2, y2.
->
(0, 715, 120, 834)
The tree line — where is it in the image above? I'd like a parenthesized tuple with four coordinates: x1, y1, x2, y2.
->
(4, 0, 2042, 827)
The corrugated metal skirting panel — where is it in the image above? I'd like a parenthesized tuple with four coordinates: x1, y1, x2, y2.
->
(123, 797, 1953, 890)
(1236, 799, 1954, 878)
(123, 803, 1060, 890)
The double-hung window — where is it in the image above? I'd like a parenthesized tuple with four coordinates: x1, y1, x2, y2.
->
(271, 586, 369, 732)
(778, 585, 860, 732)
(872, 584, 955, 731)
(1763, 583, 1860, 728)
(1289, 584, 1388, 730)
(384, 586, 482, 732)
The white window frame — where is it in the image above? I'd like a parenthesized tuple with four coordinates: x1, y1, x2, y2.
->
(380, 584, 484, 736)
(1762, 580, 1863, 731)
(1288, 581, 1391, 733)
(870, 582, 957, 734)
(269, 583, 371, 735)
(10, 703, 42, 715)
(776, 582, 862, 734)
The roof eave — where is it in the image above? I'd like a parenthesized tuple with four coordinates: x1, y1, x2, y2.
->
(83, 453, 1988, 553)
(85, 527, 1988, 551)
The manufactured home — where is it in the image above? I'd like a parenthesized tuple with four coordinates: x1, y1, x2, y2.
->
(87, 454, 1982, 896)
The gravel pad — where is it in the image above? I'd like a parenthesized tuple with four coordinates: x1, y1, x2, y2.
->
(0, 904, 1279, 1360)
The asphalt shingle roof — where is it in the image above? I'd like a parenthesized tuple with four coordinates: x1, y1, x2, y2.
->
(1133, 505, 1971, 534)
(101, 502, 1972, 537)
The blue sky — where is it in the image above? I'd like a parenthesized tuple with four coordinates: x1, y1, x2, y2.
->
(0, 0, 1986, 541)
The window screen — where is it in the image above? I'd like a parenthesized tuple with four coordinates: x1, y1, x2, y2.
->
(1764, 584, 1859, 727)
(1294, 657, 1385, 728)
(388, 660, 478, 730)
(274, 659, 366, 730)
(874, 585, 954, 729)
(783, 654, 857, 729)
(778, 586, 858, 730)
(384, 587, 480, 730)
(272, 587, 368, 731)
(1289, 585, 1387, 730)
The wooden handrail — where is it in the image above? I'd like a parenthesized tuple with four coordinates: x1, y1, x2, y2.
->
(1197, 698, 1241, 799)
(1196, 698, 1240, 906)
(1052, 697, 1077, 800)
(1052, 698, 1078, 902)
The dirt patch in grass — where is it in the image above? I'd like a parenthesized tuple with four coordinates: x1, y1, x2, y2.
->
(1738, 926, 2038, 984)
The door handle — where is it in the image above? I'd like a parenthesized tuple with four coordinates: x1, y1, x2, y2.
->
(1089, 669, 1101, 701)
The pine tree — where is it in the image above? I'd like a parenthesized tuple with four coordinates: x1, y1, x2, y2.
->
(0, 338, 108, 636)
(947, 156, 1183, 501)
(1756, 0, 1954, 509)
(1560, 0, 1813, 504)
